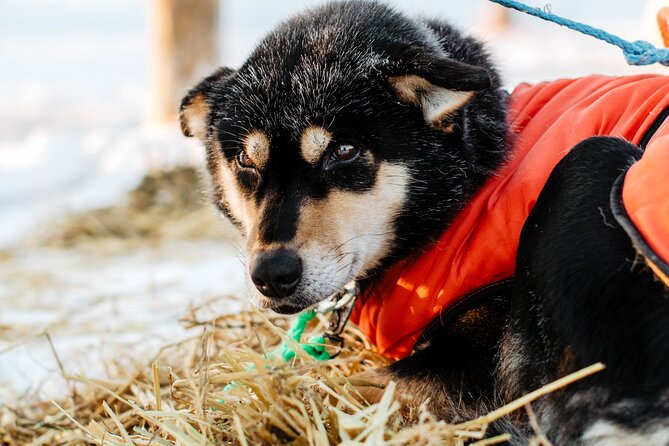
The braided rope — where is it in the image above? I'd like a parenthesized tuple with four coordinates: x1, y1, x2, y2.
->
(489, 0, 669, 66)
(280, 309, 330, 362)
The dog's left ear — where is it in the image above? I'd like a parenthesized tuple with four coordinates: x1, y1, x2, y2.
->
(388, 48, 490, 128)
(179, 67, 236, 142)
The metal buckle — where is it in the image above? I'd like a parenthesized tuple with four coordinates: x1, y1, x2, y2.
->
(316, 281, 359, 356)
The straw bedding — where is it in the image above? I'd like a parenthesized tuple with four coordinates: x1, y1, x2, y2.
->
(1, 304, 602, 446)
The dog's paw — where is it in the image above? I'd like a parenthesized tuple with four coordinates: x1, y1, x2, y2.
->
(348, 369, 392, 405)
(348, 369, 428, 410)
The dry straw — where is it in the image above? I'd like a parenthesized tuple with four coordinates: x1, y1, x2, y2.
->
(1, 306, 603, 446)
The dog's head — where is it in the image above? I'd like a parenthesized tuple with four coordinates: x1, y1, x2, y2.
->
(180, 1, 507, 314)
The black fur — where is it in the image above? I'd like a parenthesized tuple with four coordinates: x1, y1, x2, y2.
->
(504, 137, 669, 443)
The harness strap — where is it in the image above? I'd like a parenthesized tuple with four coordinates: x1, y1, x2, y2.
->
(611, 173, 669, 287)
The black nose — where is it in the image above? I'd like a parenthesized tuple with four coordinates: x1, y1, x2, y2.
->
(250, 249, 302, 298)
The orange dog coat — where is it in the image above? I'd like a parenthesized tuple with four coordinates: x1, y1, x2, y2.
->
(351, 74, 669, 360)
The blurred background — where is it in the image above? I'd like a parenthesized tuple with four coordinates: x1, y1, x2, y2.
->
(1, 0, 667, 404)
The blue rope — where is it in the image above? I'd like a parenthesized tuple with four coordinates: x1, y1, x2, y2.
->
(489, 0, 669, 66)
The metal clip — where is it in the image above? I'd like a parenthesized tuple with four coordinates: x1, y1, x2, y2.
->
(313, 281, 359, 358)
(324, 281, 359, 336)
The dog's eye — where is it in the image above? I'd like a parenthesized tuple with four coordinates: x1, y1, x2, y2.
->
(236, 150, 255, 169)
(332, 144, 359, 162)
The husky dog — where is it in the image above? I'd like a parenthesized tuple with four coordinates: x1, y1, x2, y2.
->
(180, 2, 505, 313)
(180, 2, 669, 443)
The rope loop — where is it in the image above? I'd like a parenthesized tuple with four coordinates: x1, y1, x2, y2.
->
(625, 41, 669, 66)
(280, 309, 330, 362)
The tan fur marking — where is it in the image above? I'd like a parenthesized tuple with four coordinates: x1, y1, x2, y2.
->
(389, 74, 474, 129)
(389, 74, 433, 104)
(248, 241, 285, 255)
(557, 345, 577, 377)
(300, 126, 333, 164)
(294, 162, 409, 273)
(206, 141, 254, 234)
(424, 89, 474, 126)
(243, 130, 270, 169)
(180, 93, 210, 141)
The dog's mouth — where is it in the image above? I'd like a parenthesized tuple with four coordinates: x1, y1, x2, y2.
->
(267, 302, 305, 315)
(264, 281, 359, 321)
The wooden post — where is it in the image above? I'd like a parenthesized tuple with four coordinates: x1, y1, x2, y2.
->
(479, 4, 511, 35)
(151, 0, 220, 124)
(659, 8, 669, 47)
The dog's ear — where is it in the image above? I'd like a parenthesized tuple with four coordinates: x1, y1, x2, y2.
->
(388, 48, 490, 128)
(179, 67, 236, 141)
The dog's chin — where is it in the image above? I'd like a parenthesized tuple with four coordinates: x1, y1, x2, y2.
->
(252, 293, 318, 315)
(256, 291, 336, 315)
(268, 302, 307, 315)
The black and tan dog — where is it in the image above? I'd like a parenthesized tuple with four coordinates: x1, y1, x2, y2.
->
(180, 2, 669, 443)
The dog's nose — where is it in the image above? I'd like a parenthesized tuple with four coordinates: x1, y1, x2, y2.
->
(250, 249, 302, 298)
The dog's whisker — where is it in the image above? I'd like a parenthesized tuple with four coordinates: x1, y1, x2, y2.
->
(335, 261, 355, 275)
(331, 231, 396, 252)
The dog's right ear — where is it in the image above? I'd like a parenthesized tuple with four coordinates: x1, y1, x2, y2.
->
(387, 48, 490, 129)
(179, 67, 236, 141)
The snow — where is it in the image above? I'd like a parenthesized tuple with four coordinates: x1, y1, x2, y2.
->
(0, 0, 666, 401)
(0, 240, 247, 404)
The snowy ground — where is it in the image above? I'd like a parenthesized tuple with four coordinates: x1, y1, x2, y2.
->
(0, 240, 248, 405)
(1, 0, 667, 403)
